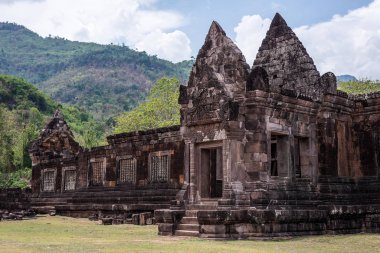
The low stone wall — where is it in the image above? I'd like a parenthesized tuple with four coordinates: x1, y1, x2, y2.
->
(0, 188, 35, 220)
(156, 206, 380, 239)
(0, 188, 31, 210)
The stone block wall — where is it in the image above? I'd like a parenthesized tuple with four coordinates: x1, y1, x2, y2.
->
(29, 122, 185, 217)
(106, 125, 185, 187)
(0, 188, 31, 210)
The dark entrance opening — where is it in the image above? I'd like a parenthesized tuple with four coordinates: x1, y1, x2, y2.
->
(270, 133, 289, 177)
(200, 147, 223, 198)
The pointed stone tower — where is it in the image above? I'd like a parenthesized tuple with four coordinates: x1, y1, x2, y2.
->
(181, 21, 249, 126)
(252, 13, 323, 97)
(187, 21, 249, 97)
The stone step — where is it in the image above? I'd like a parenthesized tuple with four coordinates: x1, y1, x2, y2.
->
(185, 210, 198, 217)
(177, 224, 200, 232)
(180, 217, 198, 224)
(31, 197, 69, 202)
(174, 230, 199, 237)
(31, 206, 56, 213)
(73, 189, 179, 196)
(69, 196, 174, 204)
(54, 203, 170, 212)
(72, 192, 177, 198)
(30, 202, 67, 206)
(187, 203, 218, 210)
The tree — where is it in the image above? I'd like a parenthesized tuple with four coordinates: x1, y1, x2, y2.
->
(113, 77, 180, 133)
(12, 108, 43, 170)
(0, 106, 15, 173)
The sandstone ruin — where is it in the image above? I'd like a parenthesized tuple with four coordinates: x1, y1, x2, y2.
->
(29, 13, 380, 237)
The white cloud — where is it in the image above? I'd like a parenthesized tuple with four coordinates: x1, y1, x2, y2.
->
(135, 30, 191, 63)
(0, 0, 44, 4)
(234, 0, 380, 79)
(0, 0, 191, 62)
(294, 0, 380, 79)
(234, 15, 271, 65)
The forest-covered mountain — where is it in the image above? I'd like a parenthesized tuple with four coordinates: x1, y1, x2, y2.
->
(0, 22, 193, 120)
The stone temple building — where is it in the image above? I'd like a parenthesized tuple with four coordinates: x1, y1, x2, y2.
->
(30, 13, 380, 238)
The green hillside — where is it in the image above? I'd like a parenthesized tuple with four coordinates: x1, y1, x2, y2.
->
(338, 79, 380, 95)
(0, 22, 193, 120)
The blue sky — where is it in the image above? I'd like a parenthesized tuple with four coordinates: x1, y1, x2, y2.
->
(0, 0, 379, 78)
(155, 0, 373, 54)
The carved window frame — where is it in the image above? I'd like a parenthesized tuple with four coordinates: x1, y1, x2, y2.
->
(41, 168, 57, 192)
(88, 157, 106, 187)
(116, 155, 137, 185)
(61, 166, 76, 192)
(148, 150, 173, 183)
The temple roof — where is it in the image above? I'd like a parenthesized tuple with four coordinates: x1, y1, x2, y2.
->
(252, 13, 321, 96)
(187, 21, 249, 97)
(29, 109, 81, 156)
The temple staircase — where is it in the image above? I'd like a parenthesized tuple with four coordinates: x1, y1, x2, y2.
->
(175, 210, 200, 237)
(174, 200, 218, 237)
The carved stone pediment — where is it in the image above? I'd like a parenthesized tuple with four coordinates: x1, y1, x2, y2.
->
(30, 110, 81, 160)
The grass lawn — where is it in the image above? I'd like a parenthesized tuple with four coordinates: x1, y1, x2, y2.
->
(0, 216, 379, 253)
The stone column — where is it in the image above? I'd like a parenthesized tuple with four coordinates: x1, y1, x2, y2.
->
(189, 142, 197, 204)
(223, 139, 231, 184)
(184, 141, 190, 184)
(309, 123, 318, 184)
(288, 132, 295, 181)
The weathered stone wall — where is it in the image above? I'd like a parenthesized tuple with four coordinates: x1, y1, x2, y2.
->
(352, 93, 380, 177)
(29, 120, 185, 216)
(0, 188, 31, 210)
(317, 92, 380, 178)
(107, 125, 184, 187)
(244, 90, 318, 181)
(317, 93, 356, 177)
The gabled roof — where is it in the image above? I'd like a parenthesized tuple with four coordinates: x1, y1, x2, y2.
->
(187, 21, 250, 97)
(29, 109, 81, 158)
(252, 13, 321, 96)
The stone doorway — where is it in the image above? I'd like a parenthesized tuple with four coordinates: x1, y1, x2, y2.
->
(199, 147, 223, 199)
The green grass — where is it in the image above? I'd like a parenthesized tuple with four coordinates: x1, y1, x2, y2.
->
(0, 216, 379, 253)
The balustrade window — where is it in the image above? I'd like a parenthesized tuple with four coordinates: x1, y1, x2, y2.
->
(118, 158, 136, 184)
(149, 153, 170, 182)
(42, 169, 56, 192)
(89, 160, 105, 186)
(63, 169, 76, 191)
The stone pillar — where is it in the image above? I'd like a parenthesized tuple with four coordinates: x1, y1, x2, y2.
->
(184, 141, 190, 184)
(223, 140, 231, 184)
(309, 123, 318, 184)
(288, 133, 295, 181)
(189, 142, 197, 204)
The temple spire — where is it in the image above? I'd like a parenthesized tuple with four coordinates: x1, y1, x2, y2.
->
(270, 13, 288, 29)
(252, 13, 321, 97)
(53, 109, 63, 119)
(187, 21, 249, 97)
